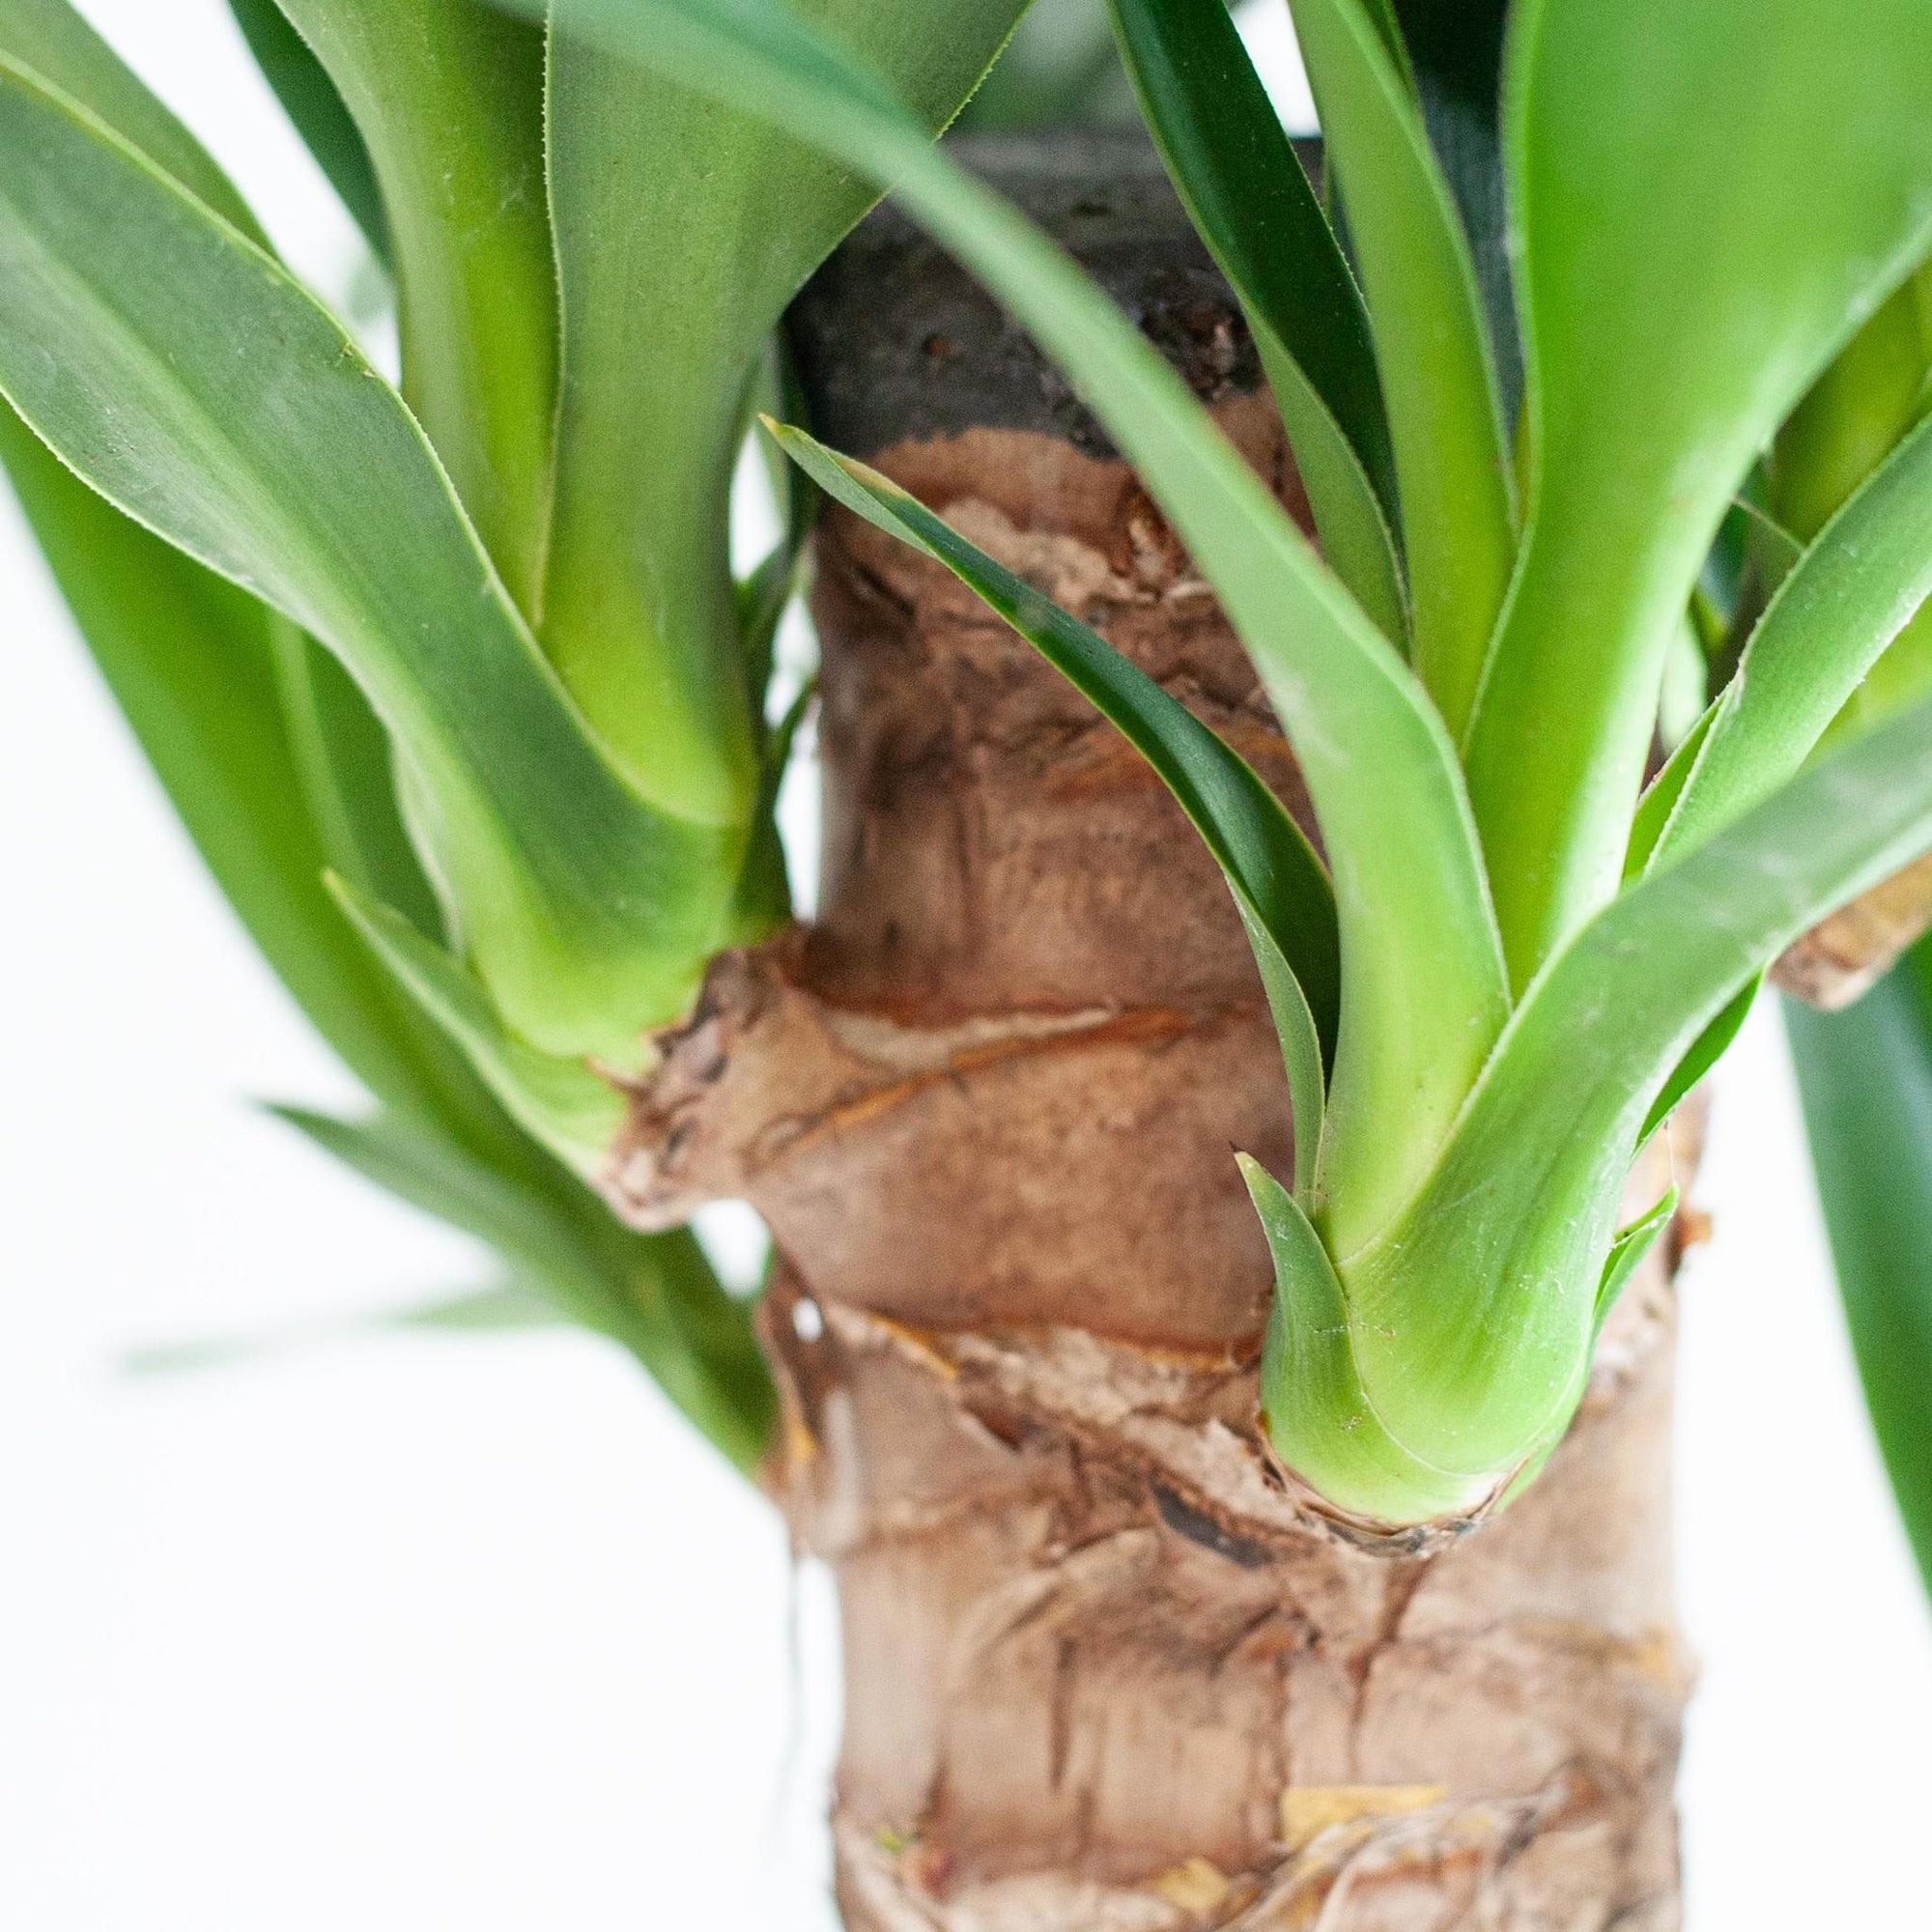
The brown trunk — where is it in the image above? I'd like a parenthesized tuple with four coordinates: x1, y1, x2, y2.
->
(609, 132, 1695, 1930)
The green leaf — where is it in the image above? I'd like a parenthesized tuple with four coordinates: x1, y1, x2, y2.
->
(8, 401, 775, 1466)
(272, 1104, 599, 1278)
(959, 0, 1132, 129)
(120, 1284, 565, 1375)
(772, 421, 1337, 1193)
(1655, 411, 1932, 867)
(267, 613, 448, 944)
(1773, 266, 1932, 544)
(1786, 946, 1932, 1603)
(272, 0, 555, 616)
(1638, 979, 1756, 1149)
(1594, 1187, 1675, 1338)
(0, 0, 590, 1174)
(0, 403, 466, 1124)
(1382, 0, 1516, 413)
(727, 667, 812, 939)
(224, 0, 388, 258)
(0, 55, 737, 1062)
(9, 379, 778, 1464)
(539, 0, 1025, 828)
(1625, 701, 1717, 884)
(1105, 0, 1406, 642)
(391, 1280, 564, 1330)
(1465, 0, 1932, 990)
(535, 0, 1511, 1260)
(1345, 686, 1932, 1478)
(1286, 0, 1516, 734)
(1241, 1154, 1486, 1524)
(275, 1105, 776, 1469)
(325, 873, 625, 1174)
(0, 0, 267, 243)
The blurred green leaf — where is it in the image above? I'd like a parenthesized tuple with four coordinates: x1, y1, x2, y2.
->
(959, 0, 1134, 129)
(273, 1105, 611, 1286)
(772, 420, 1337, 1193)
(1466, 0, 1932, 989)
(1787, 943, 1932, 1603)
(5, 369, 775, 1470)
(0, 0, 593, 1170)
(0, 5, 777, 1471)
(1774, 267, 1932, 545)
(0, 404, 458, 1123)
(1287, 0, 1516, 734)
(274, 1107, 776, 1468)
(0, 55, 737, 1061)
(1107, 0, 1406, 643)
(121, 1284, 564, 1376)
(225, 0, 388, 258)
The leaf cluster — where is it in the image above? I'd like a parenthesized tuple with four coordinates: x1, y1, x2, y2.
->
(0, 0, 1026, 1466)
(540, 0, 1932, 1521)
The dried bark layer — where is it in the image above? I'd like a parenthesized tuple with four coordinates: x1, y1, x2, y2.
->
(611, 133, 1694, 1929)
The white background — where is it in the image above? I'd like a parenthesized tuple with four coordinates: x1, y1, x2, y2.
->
(2, 4, 1926, 1924)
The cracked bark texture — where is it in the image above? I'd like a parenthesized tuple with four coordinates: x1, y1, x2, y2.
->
(610, 132, 1696, 1930)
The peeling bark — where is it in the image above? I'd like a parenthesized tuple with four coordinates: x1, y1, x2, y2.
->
(609, 132, 1697, 1929)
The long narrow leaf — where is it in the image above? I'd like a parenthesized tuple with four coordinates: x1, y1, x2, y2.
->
(0, 9, 595, 1156)
(277, 1107, 776, 1469)
(267, 614, 449, 947)
(122, 1282, 565, 1376)
(1595, 1188, 1676, 1337)
(1344, 689, 1932, 1475)
(1383, 0, 1515, 413)
(224, 0, 388, 258)
(8, 391, 775, 1466)
(960, 0, 1129, 129)
(0, 0, 266, 242)
(1638, 978, 1757, 1149)
(541, 0, 1024, 827)
(0, 56, 735, 1061)
(327, 873, 625, 1174)
(530, 0, 1511, 1260)
(273, 0, 556, 615)
(1786, 946, 1932, 1601)
(1656, 412, 1932, 867)
(1106, 0, 1406, 641)
(1465, 0, 1932, 988)
(0, 406, 451, 1122)
(1773, 267, 1932, 546)
(0, 12, 772, 1466)
(1286, 0, 1516, 734)
(772, 420, 1337, 1193)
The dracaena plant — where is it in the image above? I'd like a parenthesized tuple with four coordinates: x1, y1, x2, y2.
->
(510, 0, 1932, 1530)
(13, 0, 1932, 1558)
(0, 0, 1032, 1467)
